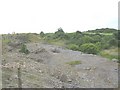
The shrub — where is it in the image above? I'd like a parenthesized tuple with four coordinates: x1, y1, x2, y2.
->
(95, 42, 102, 50)
(19, 44, 30, 54)
(81, 35, 94, 44)
(80, 43, 99, 54)
(109, 38, 117, 47)
(102, 43, 110, 49)
(66, 44, 79, 51)
(92, 35, 101, 43)
(114, 30, 120, 40)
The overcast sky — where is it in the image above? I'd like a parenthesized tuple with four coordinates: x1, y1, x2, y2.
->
(0, 0, 119, 34)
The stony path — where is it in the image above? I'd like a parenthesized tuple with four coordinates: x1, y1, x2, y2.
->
(2, 43, 118, 88)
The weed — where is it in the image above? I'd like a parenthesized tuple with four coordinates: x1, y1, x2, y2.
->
(66, 60, 81, 66)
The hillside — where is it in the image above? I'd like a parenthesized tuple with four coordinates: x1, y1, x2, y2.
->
(2, 42, 118, 88)
(1, 28, 119, 88)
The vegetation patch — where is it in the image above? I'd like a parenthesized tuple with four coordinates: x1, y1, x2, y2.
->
(100, 51, 118, 60)
(19, 44, 30, 54)
(2, 38, 11, 44)
(66, 60, 81, 65)
(27, 33, 41, 42)
(66, 44, 79, 51)
(99, 48, 119, 60)
(80, 43, 99, 54)
(2, 28, 120, 62)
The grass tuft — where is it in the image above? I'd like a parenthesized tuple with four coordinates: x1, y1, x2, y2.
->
(66, 60, 81, 65)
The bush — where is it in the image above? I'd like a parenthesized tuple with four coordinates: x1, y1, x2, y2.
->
(109, 38, 117, 47)
(19, 44, 30, 54)
(80, 43, 99, 54)
(95, 42, 102, 50)
(66, 44, 79, 51)
(114, 30, 120, 40)
(102, 43, 110, 49)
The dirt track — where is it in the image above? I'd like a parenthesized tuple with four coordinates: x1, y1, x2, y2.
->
(2, 43, 118, 88)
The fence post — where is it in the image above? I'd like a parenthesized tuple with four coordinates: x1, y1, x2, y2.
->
(18, 64, 22, 88)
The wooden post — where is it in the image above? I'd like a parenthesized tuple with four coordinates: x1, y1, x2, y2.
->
(18, 64, 22, 88)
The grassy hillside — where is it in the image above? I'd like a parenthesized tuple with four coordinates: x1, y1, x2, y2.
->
(2, 28, 119, 62)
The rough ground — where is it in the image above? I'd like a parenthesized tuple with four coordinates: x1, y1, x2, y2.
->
(2, 43, 118, 88)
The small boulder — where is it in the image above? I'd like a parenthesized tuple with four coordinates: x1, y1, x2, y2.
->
(84, 67, 91, 70)
(51, 48, 60, 53)
(36, 59, 43, 63)
(67, 79, 72, 82)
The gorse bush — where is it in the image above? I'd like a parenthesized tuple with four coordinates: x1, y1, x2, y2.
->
(66, 44, 79, 51)
(19, 44, 30, 54)
(80, 43, 99, 54)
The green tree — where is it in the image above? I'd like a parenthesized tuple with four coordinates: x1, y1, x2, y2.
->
(76, 31, 82, 35)
(54, 27, 66, 39)
(73, 31, 83, 39)
(40, 31, 45, 37)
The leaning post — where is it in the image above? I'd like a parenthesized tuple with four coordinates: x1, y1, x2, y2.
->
(18, 63, 22, 88)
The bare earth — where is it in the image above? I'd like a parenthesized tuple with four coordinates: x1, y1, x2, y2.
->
(2, 43, 118, 88)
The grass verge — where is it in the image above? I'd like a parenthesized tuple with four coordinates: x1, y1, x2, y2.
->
(99, 48, 119, 60)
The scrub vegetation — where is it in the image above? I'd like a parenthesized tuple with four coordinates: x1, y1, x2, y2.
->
(2, 28, 119, 62)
